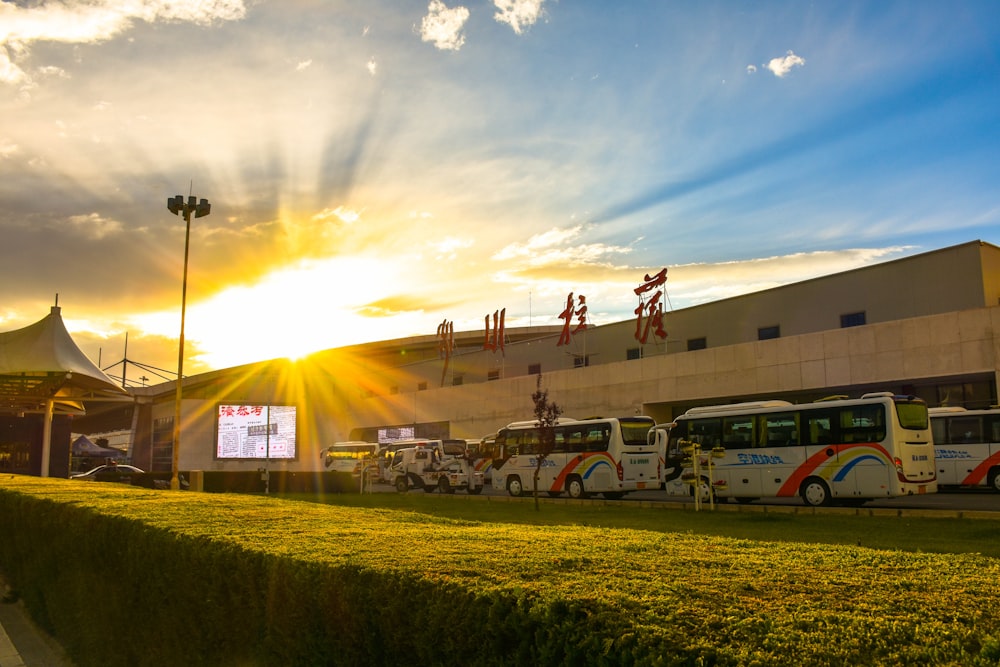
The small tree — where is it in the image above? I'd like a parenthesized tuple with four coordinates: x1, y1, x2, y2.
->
(530, 374, 562, 511)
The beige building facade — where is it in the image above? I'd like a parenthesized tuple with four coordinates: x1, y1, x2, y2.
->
(123, 240, 1000, 475)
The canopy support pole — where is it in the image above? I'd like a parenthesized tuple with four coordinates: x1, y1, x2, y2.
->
(40, 398, 54, 477)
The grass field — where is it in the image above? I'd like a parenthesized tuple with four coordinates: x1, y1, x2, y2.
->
(3, 478, 1000, 665)
(282, 491, 1000, 559)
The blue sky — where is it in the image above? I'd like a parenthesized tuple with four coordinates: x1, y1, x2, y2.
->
(1, 1, 998, 382)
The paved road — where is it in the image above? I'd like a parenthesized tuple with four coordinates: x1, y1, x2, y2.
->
(0, 598, 73, 667)
(382, 477, 1000, 513)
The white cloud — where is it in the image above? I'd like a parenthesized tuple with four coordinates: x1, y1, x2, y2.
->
(66, 212, 123, 240)
(295, 59, 312, 72)
(766, 50, 805, 78)
(0, 139, 19, 158)
(431, 236, 473, 259)
(0, 0, 247, 86)
(746, 64, 757, 74)
(312, 206, 362, 225)
(367, 57, 377, 76)
(493, 226, 584, 260)
(492, 225, 630, 266)
(420, 0, 470, 51)
(493, 0, 545, 35)
(0, 46, 25, 84)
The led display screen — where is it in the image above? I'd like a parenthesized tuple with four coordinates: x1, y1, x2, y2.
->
(216, 404, 297, 460)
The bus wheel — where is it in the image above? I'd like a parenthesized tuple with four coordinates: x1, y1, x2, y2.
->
(395, 477, 408, 493)
(507, 476, 524, 497)
(438, 477, 455, 494)
(567, 476, 587, 499)
(989, 468, 1000, 493)
(547, 491, 562, 498)
(468, 485, 483, 495)
(801, 478, 832, 507)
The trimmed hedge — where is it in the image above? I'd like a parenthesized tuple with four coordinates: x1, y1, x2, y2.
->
(1, 476, 999, 666)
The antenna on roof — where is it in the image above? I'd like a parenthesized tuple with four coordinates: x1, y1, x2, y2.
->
(54, 293, 59, 307)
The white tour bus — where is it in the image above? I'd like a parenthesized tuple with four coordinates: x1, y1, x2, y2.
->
(655, 392, 937, 507)
(490, 416, 659, 499)
(321, 441, 380, 486)
(929, 406, 1000, 492)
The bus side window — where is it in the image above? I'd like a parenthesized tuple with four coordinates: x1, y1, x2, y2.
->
(949, 416, 982, 444)
(762, 413, 798, 447)
(988, 416, 1000, 443)
(723, 416, 753, 449)
(689, 418, 721, 448)
(807, 416, 832, 446)
(522, 430, 540, 456)
(565, 428, 585, 453)
(585, 426, 610, 452)
(931, 418, 948, 445)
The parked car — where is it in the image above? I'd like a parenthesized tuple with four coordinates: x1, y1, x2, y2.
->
(70, 464, 145, 483)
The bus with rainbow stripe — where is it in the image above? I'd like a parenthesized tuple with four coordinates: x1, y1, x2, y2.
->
(654, 392, 937, 507)
(929, 406, 1000, 492)
(490, 416, 660, 499)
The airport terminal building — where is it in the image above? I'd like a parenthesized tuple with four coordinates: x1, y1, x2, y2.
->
(67, 238, 994, 478)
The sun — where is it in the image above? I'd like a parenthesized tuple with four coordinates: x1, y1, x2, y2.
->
(178, 256, 408, 369)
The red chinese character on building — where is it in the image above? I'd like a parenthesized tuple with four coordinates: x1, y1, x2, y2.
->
(483, 308, 506, 353)
(557, 292, 588, 347)
(634, 268, 668, 344)
(437, 319, 454, 387)
(437, 319, 454, 359)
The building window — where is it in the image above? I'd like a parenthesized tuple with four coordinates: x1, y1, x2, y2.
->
(758, 326, 780, 341)
(151, 416, 174, 473)
(528, 363, 541, 375)
(626, 348, 642, 361)
(452, 375, 463, 386)
(573, 355, 590, 368)
(417, 382, 428, 391)
(840, 311, 866, 328)
(487, 370, 500, 381)
(687, 337, 707, 351)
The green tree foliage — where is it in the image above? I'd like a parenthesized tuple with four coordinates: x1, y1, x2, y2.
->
(530, 374, 562, 511)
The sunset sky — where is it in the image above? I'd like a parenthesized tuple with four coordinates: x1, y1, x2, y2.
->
(2, 1, 998, 385)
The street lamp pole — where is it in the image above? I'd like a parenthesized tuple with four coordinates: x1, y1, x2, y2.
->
(167, 194, 211, 490)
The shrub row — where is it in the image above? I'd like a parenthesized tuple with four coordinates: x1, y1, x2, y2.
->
(1, 476, 999, 666)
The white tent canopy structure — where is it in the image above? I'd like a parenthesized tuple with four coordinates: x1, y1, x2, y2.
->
(0, 303, 131, 476)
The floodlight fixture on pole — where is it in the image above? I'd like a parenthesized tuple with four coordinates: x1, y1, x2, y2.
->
(167, 194, 211, 490)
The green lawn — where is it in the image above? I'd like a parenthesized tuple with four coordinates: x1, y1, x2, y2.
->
(4, 477, 1000, 665)
(282, 490, 1000, 558)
